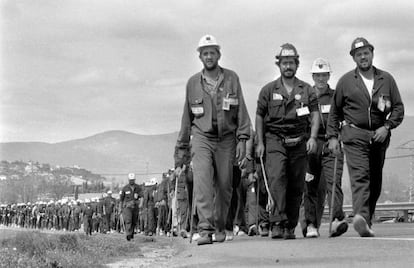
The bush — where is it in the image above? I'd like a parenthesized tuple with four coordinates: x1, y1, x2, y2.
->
(57, 233, 79, 252)
(13, 231, 53, 257)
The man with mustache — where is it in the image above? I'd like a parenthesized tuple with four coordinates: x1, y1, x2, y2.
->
(175, 35, 251, 245)
(327, 37, 404, 237)
(256, 43, 319, 240)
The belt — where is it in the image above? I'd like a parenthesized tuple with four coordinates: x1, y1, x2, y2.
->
(284, 136, 303, 144)
(343, 121, 375, 144)
(342, 121, 371, 131)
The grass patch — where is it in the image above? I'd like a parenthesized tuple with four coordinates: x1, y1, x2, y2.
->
(0, 229, 150, 267)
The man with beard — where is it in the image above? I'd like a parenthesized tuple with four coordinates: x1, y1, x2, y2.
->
(119, 173, 142, 241)
(175, 35, 251, 245)
(327, 37, 404, 237)
(256, 43, 319, 240)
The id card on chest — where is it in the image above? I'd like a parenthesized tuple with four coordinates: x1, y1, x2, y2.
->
(296, 106, 310, 116)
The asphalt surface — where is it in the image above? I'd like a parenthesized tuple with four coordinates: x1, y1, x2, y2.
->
(164, 222, 414, 268)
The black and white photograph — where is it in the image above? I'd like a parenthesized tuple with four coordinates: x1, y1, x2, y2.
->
(1, 0, 414, 267)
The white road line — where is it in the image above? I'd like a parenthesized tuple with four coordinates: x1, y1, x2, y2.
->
(346, 237, 414, 241)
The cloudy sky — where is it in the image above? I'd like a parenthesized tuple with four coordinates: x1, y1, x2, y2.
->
(1, 0, 414, 143)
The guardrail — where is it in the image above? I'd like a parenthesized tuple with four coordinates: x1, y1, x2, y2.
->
(324, 202, 414, 222)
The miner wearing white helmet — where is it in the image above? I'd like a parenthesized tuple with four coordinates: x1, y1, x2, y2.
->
(175, 34, 251, 245)
(119, 172, 142, 241)
(301, 58, 348, 239)
(255, 43, 319, 240)
(327, 37, 404, 237)
(103, 189, 116, 233)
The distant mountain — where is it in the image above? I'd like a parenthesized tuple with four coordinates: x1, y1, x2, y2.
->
(0, 130, 179, 184)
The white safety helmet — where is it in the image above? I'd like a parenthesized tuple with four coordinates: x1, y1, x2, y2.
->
(128, 173, 136, 180)
(197, 34, 220, 52)
(310, 58, 331, 74)
(150, 177, 158, 185)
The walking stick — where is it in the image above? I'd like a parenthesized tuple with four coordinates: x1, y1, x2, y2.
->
(329, 156, 338, 237)
(173, 168, 180, 234)
(189, 185, 195, 244)
(255, 174, 260, 236)
(259, 156, 274, 213)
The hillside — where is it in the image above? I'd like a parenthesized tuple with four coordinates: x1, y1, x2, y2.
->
(0, 130, 179, 183)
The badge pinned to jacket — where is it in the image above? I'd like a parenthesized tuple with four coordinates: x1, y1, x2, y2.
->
(223, 93, 238, 111)
(377, 94, 391, 112)
(320, 104, 331, 114)
(191, 106, 204, 115)
(191, 98, 204, 116)
(296, 103, 310, 116)
(273, 93, 283, 100)
(305, 172, 314, 182)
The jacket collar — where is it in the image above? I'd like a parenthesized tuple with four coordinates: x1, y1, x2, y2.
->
(353, 66, 385, 96)
(274, 77, 305, 102)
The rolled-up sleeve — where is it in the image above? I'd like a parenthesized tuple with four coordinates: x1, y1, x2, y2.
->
(256, 87, 269, 118)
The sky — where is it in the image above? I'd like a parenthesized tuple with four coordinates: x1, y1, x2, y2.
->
(1, 0, 414, 143)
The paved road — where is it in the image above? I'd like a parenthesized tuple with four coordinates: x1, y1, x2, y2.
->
(164, 222, 414, 268)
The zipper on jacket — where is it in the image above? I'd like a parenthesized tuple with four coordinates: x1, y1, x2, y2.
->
(368, 99, 372, 129)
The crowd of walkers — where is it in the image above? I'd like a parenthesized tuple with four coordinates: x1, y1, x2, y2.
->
(0, 165, 266, 241)
(0, 168, 195, 238)
(0, 193, 120, 234)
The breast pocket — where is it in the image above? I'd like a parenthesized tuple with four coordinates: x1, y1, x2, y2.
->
(269, 100, 284, 119)
(376, 93, 392, 113)
(225, 94, 239, 120)
(190, 98, 204, 118)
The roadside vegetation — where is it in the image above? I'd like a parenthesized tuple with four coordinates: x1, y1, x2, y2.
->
(0, 228, 156, 268)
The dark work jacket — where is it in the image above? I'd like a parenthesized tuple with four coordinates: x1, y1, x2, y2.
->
(327, 67, 404, 138)
(256, 77, 318, 137)
(315, 85, 335, 138)
(120, 183, 142, 209)
(175, 67, 251, 168)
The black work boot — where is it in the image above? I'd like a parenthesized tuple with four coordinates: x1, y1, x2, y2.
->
(271, 223, 284, 239)
(284, 227, 296, 240)
(197, 233, 213, 246)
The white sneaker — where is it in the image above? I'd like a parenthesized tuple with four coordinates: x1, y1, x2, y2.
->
(233, 225, 240, 235)
(306, 224, 319, 238)
(192, 233, 200, 241)
(225, 230, 234, 241)
(233, 225, 247, 236)
(237, 230, 247, 236)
